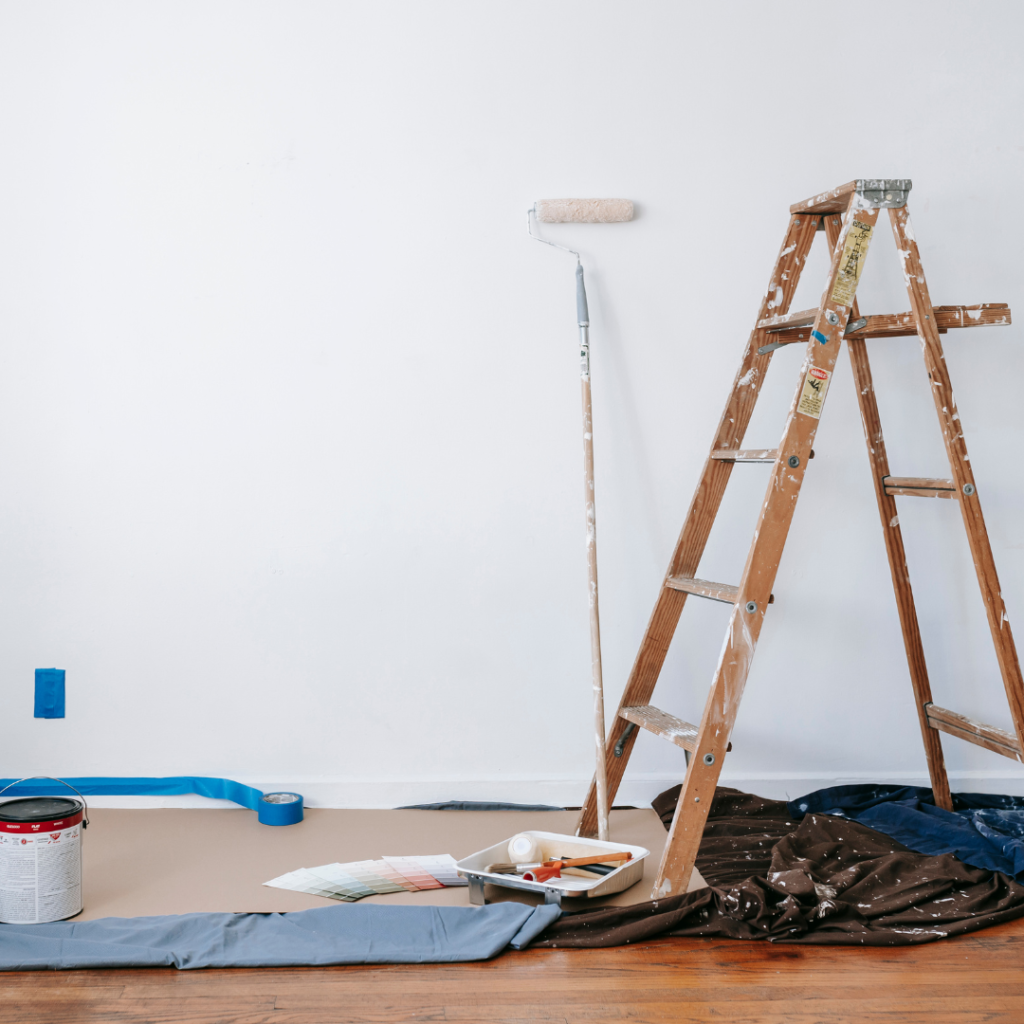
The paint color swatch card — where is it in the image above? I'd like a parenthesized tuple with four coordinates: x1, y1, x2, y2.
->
(264, 854, 466, 901)
(404, 854, 467, 886)
(338, 860, 408, 894)
(264, 868, 357, 901)
(304, 864, 380, 899)
(369, 859, 420, 891)
(381, 856, 444, 889)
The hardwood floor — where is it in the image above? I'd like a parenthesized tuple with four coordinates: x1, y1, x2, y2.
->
(4, 917, 1024, 1023)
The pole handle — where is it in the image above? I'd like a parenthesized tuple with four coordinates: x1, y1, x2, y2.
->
(576, 263, 589, 326)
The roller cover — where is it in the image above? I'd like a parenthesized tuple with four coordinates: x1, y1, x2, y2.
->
(535, 199, 633, 224)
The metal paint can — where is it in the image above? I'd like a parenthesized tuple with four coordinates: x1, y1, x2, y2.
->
(0, 796, 84, 923)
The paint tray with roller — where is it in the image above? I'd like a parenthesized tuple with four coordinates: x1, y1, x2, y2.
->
(456, 831, 649, 906)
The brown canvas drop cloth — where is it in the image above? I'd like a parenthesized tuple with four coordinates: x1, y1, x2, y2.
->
(71, 806, 688, 920)
(531, 788, 1024, 947)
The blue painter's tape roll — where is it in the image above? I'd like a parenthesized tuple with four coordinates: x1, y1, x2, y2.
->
(258, 791, 304, 826)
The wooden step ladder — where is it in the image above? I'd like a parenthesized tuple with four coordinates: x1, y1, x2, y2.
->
(575, 179, 1021, 897)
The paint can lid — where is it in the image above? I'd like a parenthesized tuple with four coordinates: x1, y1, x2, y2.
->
(0, 797, 82, 822)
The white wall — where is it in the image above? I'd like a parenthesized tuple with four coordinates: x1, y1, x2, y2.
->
(2, 1, 1023, 808)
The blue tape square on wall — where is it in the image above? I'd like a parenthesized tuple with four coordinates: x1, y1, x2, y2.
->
(34, 668, 65, 718)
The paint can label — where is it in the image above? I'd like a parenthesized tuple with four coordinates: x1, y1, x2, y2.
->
(797, 366, 831, 419)
(830, 219, 873, 306)
(0, 817, 82, 923)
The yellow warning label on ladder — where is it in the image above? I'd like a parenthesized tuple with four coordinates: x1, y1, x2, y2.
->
(797, 366, 831, 418)
(831, 219, 873, 306)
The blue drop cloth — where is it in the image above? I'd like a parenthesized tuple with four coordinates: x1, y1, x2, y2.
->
(0, 902, 560, 971)
(788, 784, 1024, 881)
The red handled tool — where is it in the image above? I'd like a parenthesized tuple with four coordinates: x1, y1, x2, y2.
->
(521, 851, 631, 883)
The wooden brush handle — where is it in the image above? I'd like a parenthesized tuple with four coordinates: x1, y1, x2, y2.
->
(557, 852, 631, 868)
(523, 851, 632, 884)
(485, 851, 631, 877)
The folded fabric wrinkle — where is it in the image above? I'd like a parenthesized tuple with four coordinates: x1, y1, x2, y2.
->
(0, 903, 562, 970)
(787, 783, 1024, 882)
(532, 785, 1024, 949)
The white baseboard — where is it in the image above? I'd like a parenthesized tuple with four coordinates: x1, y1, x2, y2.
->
(79, 770, 1024, 810)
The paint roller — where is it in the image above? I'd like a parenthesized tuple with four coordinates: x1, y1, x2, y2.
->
(527, 198, 634, 843)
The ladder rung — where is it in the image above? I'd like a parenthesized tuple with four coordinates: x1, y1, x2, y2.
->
(925, 704, 1022, 762)
(847, 304, 1011, 338)
(619, 705, 733, 756)
(761, 304, 1011, 351)
(884, 476, 956, 498)
(665, 576, 774, 605)
(710, 448, 778, 463)
(710, 448, 815, 464)
(619, 705, 699, 752)
(665, 576, 736, 604)
(933, 303, 1011, 326)
(758, 308, 817, 332)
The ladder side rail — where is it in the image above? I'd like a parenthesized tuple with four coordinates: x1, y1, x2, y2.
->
(652, 200, 883, 895)
(889, 207, 1024, 754)
(574, 213, 819, 838)
(824, 212, 953, 810)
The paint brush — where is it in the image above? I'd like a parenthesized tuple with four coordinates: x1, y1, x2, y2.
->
(485, 851, 631, 879)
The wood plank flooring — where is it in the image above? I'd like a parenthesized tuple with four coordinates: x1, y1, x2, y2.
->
(4, 916, 1024, 1023)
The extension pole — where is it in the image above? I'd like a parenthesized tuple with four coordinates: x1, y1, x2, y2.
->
(577, 263, 609, 842)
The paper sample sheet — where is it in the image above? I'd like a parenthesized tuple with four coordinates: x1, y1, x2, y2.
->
(265, 854, 466, 901)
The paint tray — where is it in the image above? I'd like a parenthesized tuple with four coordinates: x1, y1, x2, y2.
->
(456, 831, 649, 906)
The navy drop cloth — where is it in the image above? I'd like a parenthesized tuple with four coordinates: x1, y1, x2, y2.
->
(789, 784, 1024, 881)
(0, 902, 560, 971)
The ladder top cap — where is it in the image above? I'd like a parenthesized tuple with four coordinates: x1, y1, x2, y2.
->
(791, 179, 913, 215)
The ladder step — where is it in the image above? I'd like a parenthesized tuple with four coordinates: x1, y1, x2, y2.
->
(925, 704, 1022, 762)
(847, 304, 1011, 338)
(710, 448, 814, 464)
(883, 476, 957, 498)
(665, 576, 736, 604)
(665, 576, 774, 605)
(619, 705, 733, 756)
(619, 705, 699, 753)
(789, 179, 911, 215)
(934, 303, 1011, 327)
(759, 304, 1011, 352)
(753, 303, 1007, 335)
(758, 308, 817, 331)
(710, 448, 778, 463)
(756, 308, 866, 352)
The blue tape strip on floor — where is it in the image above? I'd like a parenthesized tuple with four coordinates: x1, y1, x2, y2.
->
(0, 777, 300, 823)
(0, 776, 262, 809)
